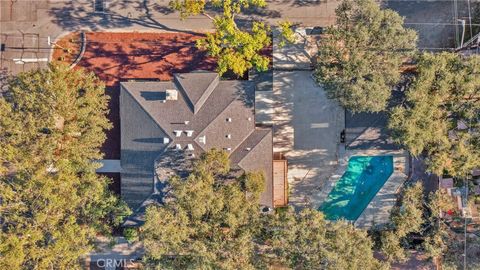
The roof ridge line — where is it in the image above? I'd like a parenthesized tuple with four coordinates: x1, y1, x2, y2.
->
(193, 73, 219, 108)
(192, 91, 242, 151)
(235, 128, 271, 166)
(229, 129, 255, 156)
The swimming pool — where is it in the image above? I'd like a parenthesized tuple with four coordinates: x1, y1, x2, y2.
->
(319, 155, 394, 221)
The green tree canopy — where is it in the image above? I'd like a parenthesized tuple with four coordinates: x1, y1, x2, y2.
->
(141, 149, 386, 270)
(0, 64, 130, 269)
(170, 0, 267, 19)
(197, 15, 271, 76)
(262, 208, 387, 269)
(0, 63, 111, 173)
(314, 0, 417, 113)
(169, 0, 293, 77)
(381, 182, 456, 265)
(381, 182, 424, 263)
(140, 149, 263, 269)
(389, 52, 480, 177)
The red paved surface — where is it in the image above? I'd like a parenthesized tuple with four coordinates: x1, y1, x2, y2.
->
(76, 32, 216, 159)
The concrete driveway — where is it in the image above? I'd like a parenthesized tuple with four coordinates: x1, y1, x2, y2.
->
(256, 71, 344, 208)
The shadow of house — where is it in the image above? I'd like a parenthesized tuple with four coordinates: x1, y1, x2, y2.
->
(345, 87, 406, 151)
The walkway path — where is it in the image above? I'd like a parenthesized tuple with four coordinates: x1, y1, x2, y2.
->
(96, 159, 122, 173)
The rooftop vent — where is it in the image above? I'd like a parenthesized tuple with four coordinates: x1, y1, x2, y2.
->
(163, 137, 170, 144)
(186, 130, 194, 137)
(224, 147, 232, 152)
(248, 117, 252, 121)
(246, 147, 251, 151)
(166, 89, 178, 100)
(226, 117, 232, 122)
(175, 144, 182, 150)
(174, 130, 182, 137)
(457, 120, 468, 130)
(46, 164, 58, 173)
(226, 134, 231, 139)
(186, 144, 194, 151)
(184, 121, 190, 125)
(198, 135, 206, 144)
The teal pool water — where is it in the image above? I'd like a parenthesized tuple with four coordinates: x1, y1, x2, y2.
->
(319, 156, 394, 221)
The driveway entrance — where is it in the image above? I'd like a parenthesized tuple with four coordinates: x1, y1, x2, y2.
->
(256, 71, 344, 208)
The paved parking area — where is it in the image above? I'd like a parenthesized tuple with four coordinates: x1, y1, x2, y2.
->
(256, 71, 344, 208)
(0, 33, 50, 74)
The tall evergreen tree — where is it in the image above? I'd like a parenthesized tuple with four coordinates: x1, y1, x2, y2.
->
(380, 182, 455, 265)
(381, 182, 424, 263)
(0, 64, 130, 269)
(389, 52, 480, 177)
(0, 63, 111, 172)
(314, 0, 417, 113)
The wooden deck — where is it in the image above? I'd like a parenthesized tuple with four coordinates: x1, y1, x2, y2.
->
(273, 154, 288, 207)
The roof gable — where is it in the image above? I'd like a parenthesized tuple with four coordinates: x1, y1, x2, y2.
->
(231, 129, 273, 207)
(174, 72, 219, 114)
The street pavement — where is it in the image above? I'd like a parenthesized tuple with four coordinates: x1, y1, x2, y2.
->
(0, 0, 340, 74)
(1, 0, 473, 74)
(385, 0, 474, 50)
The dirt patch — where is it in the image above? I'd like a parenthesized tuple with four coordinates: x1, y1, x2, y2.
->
(75, 32, 217, 159)
(51, 32, 82, 65)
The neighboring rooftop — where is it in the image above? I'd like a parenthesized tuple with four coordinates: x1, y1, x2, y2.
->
(120, 71, 273, 213)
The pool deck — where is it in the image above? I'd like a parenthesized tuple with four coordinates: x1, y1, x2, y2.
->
(315, 148, 409, 229)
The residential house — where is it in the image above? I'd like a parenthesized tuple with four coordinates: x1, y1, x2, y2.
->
(119, 71, 286, 224)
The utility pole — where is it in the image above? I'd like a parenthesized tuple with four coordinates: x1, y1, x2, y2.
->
(458, 19, 466, 48)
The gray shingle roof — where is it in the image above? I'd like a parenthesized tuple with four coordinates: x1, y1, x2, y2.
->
(174, 71, 219, 114)
(120, 87, 169, 210)
(120, 71, 274, 212)
(230, 128, 273, 207)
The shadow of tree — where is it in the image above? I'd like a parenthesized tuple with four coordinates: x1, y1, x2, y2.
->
(48, 0, 201, 34)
